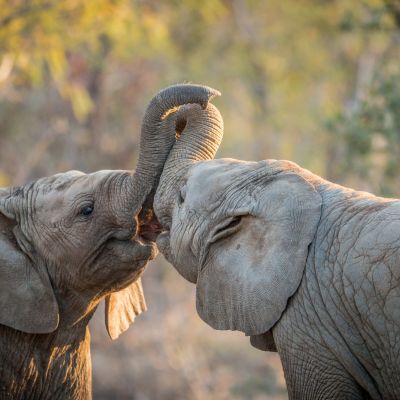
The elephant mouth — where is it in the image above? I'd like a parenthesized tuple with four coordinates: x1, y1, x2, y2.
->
(137, 208, 163, 242)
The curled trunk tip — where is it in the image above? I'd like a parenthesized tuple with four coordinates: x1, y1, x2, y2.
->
(130, 83, 222, 216)
(150, 84, 221, 117)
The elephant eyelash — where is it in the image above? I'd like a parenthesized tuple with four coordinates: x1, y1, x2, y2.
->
(210, 216, 242, 243)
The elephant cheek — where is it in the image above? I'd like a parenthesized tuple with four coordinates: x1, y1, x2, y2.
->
(156, 232, 173, 263)
(172, 250, 198, 284)
(157, 231, 198, 283)
(174, 263, 198, 284)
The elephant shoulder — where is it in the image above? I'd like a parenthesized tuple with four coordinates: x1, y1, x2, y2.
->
(356, 200, 400, 255)
(343, 200, 400, 308)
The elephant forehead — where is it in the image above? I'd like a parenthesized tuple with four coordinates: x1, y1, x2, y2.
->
(38, 170, 123, 197)
(186, 159, 259, 200)
(34, 170, 84, 191)
(87, 169, 128, 180)
(33, 172, 96, 213)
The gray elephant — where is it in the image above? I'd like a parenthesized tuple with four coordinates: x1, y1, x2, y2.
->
(0, 84, 219, 400)
(153, 100, 400, 399)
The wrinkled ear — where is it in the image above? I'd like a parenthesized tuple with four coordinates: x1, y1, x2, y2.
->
(0, 193, 59, 333)
(105, 278, 147, 340)
(196, 172, 322, 336)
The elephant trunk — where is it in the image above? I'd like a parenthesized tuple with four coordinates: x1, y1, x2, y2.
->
(154, 102, 224, 227)
(126, 84, 221, 217)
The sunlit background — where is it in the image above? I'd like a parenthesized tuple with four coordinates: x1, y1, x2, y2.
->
(1, 1, 399, 399)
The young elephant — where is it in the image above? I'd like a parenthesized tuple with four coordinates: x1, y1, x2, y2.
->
(0, 170, 154, 399)
(0, 83, 220, 400)
(154, 103, 400, 399)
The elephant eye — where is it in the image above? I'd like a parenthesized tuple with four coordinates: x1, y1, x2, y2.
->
(178, 186, 187, 205)
(79, 204, 94, 217)
(210, 215, 243, 243)
(218, 216, 242, 233)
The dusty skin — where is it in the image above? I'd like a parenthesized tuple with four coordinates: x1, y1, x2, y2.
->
(0, 84, 221, 400)
(0, 170, 156, 399)
(154, 101, 400, 400)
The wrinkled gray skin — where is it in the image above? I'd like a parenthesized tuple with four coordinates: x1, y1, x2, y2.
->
(0, 170, 154, 400)
(0, 83, 220, 400)
(154, 105, 400, 399)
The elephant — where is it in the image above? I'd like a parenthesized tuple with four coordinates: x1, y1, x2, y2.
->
(0, 83, 220, 400)
(153, 101, 400, 399)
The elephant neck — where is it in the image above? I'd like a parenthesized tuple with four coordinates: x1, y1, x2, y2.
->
(0, 317, 93, 399)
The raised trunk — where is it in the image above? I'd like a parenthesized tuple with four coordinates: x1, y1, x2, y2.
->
(154, 102, 224, 225)
(128, 84, 221, 215)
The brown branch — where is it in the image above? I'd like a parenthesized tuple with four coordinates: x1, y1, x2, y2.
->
(384, 0, 400, 28)
(0, 2, 54, 29)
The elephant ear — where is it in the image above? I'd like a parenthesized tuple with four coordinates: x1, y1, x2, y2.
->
(250, 332, 277, 352)
(0, 190, 59, 333)
(196, 172, 322, 336)
(105, 279, 147, 340)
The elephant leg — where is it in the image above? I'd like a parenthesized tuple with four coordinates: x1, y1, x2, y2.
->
(278, 345, 370, 399)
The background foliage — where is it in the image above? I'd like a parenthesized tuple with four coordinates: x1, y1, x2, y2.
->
(1, 1, 399, 399)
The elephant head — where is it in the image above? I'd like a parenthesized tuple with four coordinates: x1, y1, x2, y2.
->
(0, 170, 154, 337)
(154, 108, 322, 339)
(0, 84, 220, 339)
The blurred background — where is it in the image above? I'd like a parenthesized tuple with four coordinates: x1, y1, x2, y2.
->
(1, 0, 399, 398)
